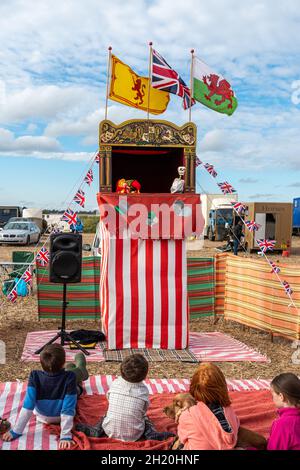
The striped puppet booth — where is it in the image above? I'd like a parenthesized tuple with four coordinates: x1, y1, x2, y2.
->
(98, 193, 203, 350)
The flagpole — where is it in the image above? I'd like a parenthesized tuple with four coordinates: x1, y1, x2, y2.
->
(105, 46, 112, 121)
(147, 41, 153, 121)
(189, 49, 194, 122)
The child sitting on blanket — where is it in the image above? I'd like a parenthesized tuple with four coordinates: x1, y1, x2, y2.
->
(267, 373, 300, 450)
(1, 344, 89, 449)
(177, 362, 240, 450)
(76, 353, 175, 442)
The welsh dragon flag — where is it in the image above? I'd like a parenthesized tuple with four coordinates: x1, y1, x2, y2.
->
(192, 57, 238, 116)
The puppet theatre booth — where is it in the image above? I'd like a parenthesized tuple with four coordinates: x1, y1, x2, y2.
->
(97, 119, 203, 350)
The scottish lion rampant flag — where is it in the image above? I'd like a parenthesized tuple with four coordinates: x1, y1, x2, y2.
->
(192, 56, 238, 115)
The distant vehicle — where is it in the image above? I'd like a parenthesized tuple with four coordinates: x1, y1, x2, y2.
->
(82, 223, 101, 256)
(22, 208, 43, 231)
(0, 206, 23, 228)
(0, 221, 41, 245)
(201, 194, 239, 241)
(293, 198, 300, 235)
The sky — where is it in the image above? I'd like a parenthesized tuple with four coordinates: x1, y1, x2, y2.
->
(0, 0, 300, 210)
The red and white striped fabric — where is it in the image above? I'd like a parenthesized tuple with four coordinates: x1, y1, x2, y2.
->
(100, 224, 188, 350)
(0, 375, 273, 450)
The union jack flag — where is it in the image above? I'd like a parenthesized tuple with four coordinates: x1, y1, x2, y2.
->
(74, 189, 85, 208)
(218, 182, 236, 194)
(7, 288, 17, 303)
(232, 202, 247, 214)
(269, 260, 280, 274)
(151, 49, 195, 110)
(84, 169, 93, 186)
(195, 157, 202, 167)
(245, 220, 261, 232)
(22, 269, 33, 284)
(95, 153, 100, 164)
(283, 280, 293, 295)
(204, 163, 217, 178)
(62, 208, 77, 226)
(257, 239, 276, 254)
(36, 247, 50, 266)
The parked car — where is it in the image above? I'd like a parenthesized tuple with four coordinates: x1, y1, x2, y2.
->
(0, 221, 41, 245)
(82, 223, 101, 256)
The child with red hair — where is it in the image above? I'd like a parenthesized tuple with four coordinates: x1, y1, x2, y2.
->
(177, 362, 240, 450)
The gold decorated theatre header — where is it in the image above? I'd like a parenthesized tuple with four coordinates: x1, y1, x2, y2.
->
(99, 119, 197, 148)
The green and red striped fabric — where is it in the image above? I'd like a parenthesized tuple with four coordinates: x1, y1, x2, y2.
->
(37, 257, 215, 320)
(37, 256, 101, 320)
(187, 258, 215, 318)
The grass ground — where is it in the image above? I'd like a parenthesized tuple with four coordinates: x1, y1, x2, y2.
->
(0, 234, 299, 382)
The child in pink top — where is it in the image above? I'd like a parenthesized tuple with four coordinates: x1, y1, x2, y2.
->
(177, 363, 240, 450)
(268, 373, 300, 450)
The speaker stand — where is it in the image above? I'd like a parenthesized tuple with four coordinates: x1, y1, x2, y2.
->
(35, 283, 90, 356)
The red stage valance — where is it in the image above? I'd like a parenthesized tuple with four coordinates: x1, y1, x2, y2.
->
(97, 193, 204, 239)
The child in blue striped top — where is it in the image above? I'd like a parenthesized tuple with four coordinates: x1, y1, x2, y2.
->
(1, 344, 88, 449)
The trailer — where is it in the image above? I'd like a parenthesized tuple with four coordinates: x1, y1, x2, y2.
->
(244, 202, 293, 251)
(0, 206, 23, 228)
(293, 197, 300, 235)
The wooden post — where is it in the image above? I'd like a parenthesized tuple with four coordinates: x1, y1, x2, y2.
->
(189, 49, 194, 123)
(105, 47, 112, 121)
(105, 146, 112, 191)
(184, 148, 190, 193)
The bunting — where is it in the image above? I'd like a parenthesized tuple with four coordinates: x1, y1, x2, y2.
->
(283, 281, 293, 295)
(84, 169, 94, 186)
(204, 163, 217, 178)
(232, 202, 247, 214)
(269, 260, 280, 274)
(257, 239, 277, 254)
(218, 182, 236, 194)
(36, 247, 50, 267)
(62, 208, 77, 226)
(74, 189, 86, 208)
(195, 157, 202, 167)
(22, 269, 33, 284)
(245, 220, 261, 232)
(8, 288, 18, 303)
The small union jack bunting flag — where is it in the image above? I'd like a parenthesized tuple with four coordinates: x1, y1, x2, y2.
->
(95, 153, 100, 164)
(36, 247, 50, 266)
(74, 189, 85, 208)
(62, 208, 77, 226)
(84, 169, 93, 186)
(257, 239, 276, 254)
(218, 182, 236, 194)
(232, 202, 247, 214)
(195, 157, 202, 167)
(283, 280, 293, 295)
(245, 220, 261, 232)
(269, 260, 280, 274)
(204, 163, 217, 178)
(22, 269, 33, 284)
(7, 288, 18, 303)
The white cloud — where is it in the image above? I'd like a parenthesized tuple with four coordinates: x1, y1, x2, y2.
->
(0, 128, 61, 153)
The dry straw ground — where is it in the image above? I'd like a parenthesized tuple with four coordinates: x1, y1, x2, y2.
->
(0, 235, 300, 383)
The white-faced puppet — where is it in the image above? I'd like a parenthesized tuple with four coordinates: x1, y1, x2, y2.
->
(170, 166, 186, 193)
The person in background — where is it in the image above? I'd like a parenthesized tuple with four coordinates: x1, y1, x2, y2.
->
(1, 344, 89, 449)
(233, 220, 244, 255)
(76, 354, 175, 442)
(267, 373, 300, 450)
(70, 217, 83, 234)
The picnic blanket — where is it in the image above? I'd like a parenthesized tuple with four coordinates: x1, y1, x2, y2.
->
(0, 376, 276, 450)
(21, 331, 269, 363)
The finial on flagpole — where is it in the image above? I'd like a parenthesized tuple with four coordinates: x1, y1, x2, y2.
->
(108, 46, 112, 51)
(149, 41, 153, 46)
(191, 49, 194, 54)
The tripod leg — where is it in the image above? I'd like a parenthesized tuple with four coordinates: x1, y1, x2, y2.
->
(64, 333, 90, 356)
(34, 333, 61, 355)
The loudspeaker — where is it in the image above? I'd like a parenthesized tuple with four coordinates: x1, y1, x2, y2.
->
(49, 233, 82, 283)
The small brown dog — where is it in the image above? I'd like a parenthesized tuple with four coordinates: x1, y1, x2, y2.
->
(164, 393, 267, 450)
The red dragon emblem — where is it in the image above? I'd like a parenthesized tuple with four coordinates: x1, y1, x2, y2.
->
(132, 77, 146, 105)
(203, 74, 234, 109)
